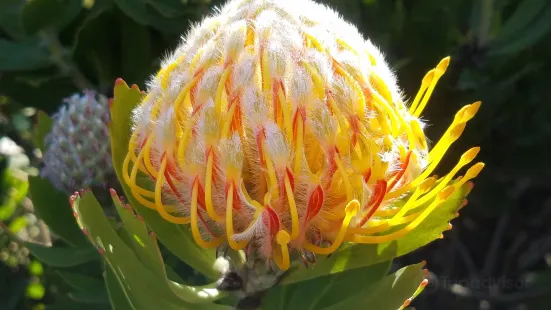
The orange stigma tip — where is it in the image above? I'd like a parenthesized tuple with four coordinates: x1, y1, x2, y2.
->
(455, 212, 460, 217)
(131, 84, 139, 90)
(109, 188, 117, 196)
(421, 279, 429, 287)
(402, 299, 411, 307)
(447, 223, 453, 230)
(423, 269, 429, 276)
(115, 78, 125, 85)
(439, 233, 444, 239)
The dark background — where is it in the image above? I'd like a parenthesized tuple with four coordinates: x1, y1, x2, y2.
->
(1, 0, 551, 309)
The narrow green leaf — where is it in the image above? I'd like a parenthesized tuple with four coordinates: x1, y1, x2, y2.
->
(490, 3, 551, 55)
(104, 267, 137, 310)
(0, 0, 26, 39)
(110, 189, 165, 276)
(120, 13, 152, 86)
(113, 0, 150, 25)
(73, 191, 230, 308)
(263, 261, 391, 310)
(45, 302, 111, 310)
(0, 38, 52, 71)
(22, 0, 81, 34)
(108, 79, 218, 279)
(25, 242, 98, 268)
(145, 0, 186, 18)
(68, 289, 110, 304)
(0, 73, 77, 112)
(56, 270, 106, 294)
(28, 176, 90, 247)
(321, 262, 426, 310)
(496, 0, 546, 42)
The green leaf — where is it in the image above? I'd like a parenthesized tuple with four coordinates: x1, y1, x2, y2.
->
(28, 176, 90, 247)
(113, 0, 150, 26)
(113, 0, 195, 34)
(72, 5, 118, 92)
(109, 79, 218, 279)
(263, 260, 391, 310)
(104, 267, 137, 310)
(25, 242, 98, 268)
(490, 2, 551, 55)
(495, 0, 546, 42)
(73, 191, 230, 308)
(119, 13, 153, 86)
(0, 0, 26, 39)
(68, 290, 109, 304)
(45, 302, 111, 310)
(320, 263, 427, 310)
(56, 270, 107, 295)
(282, 183, 470, 284)
(145, 0, 187, 18)
(0, 38, 52, 71)
(22, 0, 82, 35)
(33, 111, 53, 152)
(0, 72, 77, 112)
(110, 189, 166, 276)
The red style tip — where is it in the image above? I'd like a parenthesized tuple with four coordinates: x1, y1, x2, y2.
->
(109, 188, 118, 197)
(131, 84, 140, 90)
(115, 78, 125, 85)
(98, 248, 105, 255)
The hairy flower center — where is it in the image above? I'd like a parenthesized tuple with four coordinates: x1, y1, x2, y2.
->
(122, 0, 483, 270)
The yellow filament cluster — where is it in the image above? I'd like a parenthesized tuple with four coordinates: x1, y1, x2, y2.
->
(122, 0, 483, 271)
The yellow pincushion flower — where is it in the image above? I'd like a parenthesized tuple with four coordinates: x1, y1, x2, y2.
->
(122, 0, 484, 271)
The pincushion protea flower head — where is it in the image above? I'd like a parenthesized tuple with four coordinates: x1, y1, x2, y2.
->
(123, 0, 484, 271)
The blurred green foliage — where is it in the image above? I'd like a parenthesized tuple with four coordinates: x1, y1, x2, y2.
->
(1, 0, 551, 309)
